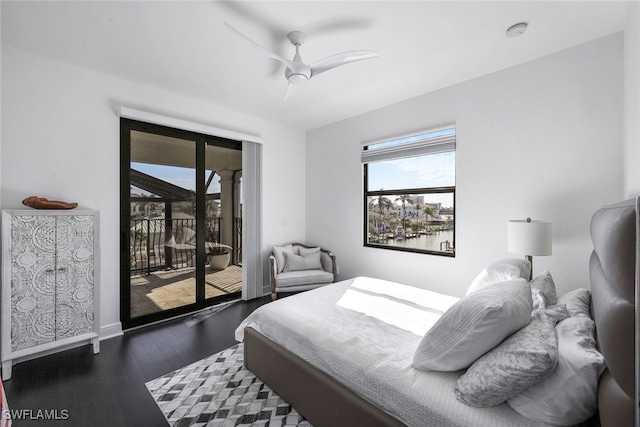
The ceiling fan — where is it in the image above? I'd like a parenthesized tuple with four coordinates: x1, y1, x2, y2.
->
(224, 22, 379, 99)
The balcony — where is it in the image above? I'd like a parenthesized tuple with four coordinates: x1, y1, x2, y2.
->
(129, 216, 242, 317)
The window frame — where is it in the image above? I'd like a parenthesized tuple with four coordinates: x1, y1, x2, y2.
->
(362, 127, 456, 257)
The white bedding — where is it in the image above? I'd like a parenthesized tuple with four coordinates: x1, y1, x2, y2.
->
(235, 277, 552, 427)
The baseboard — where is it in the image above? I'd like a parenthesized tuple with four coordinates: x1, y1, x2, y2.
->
(5, 323, 121, 372)
(100, 322, 123, 340)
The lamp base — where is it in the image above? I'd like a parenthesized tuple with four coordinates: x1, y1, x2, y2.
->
(525, 255, 533, 281)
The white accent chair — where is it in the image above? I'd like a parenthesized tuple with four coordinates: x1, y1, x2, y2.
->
(269, 243, 338, 300)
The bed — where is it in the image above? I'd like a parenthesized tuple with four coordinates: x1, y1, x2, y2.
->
(236, 198, 638, 427)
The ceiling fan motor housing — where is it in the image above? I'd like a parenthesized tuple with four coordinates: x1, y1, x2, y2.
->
(285, 67, 309, 84)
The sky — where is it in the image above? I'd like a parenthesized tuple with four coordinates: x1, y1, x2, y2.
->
(368, 151, 455, 195)
(366, 127, 456, 208)
(132, 162, 220, 194)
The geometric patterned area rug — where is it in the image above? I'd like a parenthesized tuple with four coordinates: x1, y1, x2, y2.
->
(146, 344, 312, 427)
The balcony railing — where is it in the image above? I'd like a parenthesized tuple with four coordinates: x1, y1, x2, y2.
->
(131, 217, 231, 275)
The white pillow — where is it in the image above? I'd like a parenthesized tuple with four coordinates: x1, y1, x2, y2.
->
(297, 246, 321, 257)
(530, 271, 558, 310)
(466, 258, 531, 295)
(413, 279, 533, 372)
(272, 245, 294, 273)
(283, 251, 322, 272)
(507, 316, 605, 425)
(456, 305, 570, 408)
(557, 288, 591, 318)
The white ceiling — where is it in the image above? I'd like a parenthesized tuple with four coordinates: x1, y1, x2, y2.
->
(1, 1, 634, 131)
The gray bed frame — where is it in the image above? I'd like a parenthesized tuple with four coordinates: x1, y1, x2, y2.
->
(245, 197, 639, 427)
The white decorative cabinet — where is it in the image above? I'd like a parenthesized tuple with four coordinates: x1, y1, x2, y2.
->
(1, 210, 100, 380)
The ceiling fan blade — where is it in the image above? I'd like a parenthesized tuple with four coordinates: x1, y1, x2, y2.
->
(224, 22, 297, 70)
(309, 50, 378, 78)
(282, 82, 297, 100)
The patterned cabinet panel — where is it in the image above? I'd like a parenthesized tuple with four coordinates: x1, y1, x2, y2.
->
(9, 216, 57, 351)
(54, 215, 95, 341)
(1, 209, 100, 380)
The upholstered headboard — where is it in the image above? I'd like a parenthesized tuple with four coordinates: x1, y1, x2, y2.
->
(589, 198, 638, 427)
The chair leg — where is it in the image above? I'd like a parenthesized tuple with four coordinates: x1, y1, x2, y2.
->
(271, 292, 277, 301)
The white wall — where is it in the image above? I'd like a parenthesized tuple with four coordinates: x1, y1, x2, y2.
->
(306, 34, 623, 297)
(1, 46, 307, 334)
(624, 2, 640, 198)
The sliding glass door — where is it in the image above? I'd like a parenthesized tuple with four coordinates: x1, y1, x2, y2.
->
(120, 119, 242, 330)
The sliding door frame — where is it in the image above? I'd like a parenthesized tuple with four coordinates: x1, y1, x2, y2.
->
(120, 118, 241, 330)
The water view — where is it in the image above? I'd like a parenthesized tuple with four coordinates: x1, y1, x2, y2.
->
(390, 230, 454, 252)
(367, 192, 454, 255)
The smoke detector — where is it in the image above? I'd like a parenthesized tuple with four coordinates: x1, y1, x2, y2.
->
(506, 22, 528, 38)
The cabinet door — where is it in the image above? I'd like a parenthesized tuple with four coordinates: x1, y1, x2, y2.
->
(9, 216, 57, 351)
(55, 215, 95, 340)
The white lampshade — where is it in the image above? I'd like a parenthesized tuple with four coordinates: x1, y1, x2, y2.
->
(507, 219, 552, 256)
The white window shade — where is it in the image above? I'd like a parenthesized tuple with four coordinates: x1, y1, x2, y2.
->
(362, 132, 456, 164)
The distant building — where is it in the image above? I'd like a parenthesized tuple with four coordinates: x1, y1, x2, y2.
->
(396, 201, 442, 220)
(130, 192, 163, 218)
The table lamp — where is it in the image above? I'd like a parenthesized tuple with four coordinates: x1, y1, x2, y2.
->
(507, 218, 552, 280)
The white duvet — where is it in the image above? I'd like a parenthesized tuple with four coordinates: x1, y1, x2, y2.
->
(235, 277, 551, 427)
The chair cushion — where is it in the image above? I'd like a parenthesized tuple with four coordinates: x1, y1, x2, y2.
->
(296, 246, 321, 256)
(283, 251, 322, 272)
(275, 270, 334, 288)
(273, 245, 294, 273)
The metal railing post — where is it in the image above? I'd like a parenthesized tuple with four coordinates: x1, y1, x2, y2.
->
(146, 219, 151, 275)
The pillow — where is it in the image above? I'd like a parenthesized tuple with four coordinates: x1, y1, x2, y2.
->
(297, 246, 325, 271)
(455, 305, 570, 408)
(530, 271, 557, 310)
(283, 251, 322, 272)
(413, 279, 532, 372)
(466, 258, 531, 295)
(507, 316, 605, 425)
(557, 288, 591, 318)
(272, 245, 294, 273)
(297, 246, 321, 257)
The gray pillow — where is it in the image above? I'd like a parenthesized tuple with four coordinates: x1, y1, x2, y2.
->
(297, 246, 321, 257)
(557, 288, 591, 318)
(507, 316, 605, 425)
(530, 270, 557, 310)
(283, 251, 322, 272)
(273, 244, 294, 273)
(413, 279, 533, 372)
(466, 258, 531, 295)
(455, 304, 570, 408)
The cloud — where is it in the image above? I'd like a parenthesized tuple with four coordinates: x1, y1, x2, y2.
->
(368, 152, 455, 190)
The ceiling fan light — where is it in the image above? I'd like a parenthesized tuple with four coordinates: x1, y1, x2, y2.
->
(287, 73, 308, 85)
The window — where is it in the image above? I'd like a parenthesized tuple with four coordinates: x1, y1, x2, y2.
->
(363, 126, 456, 256)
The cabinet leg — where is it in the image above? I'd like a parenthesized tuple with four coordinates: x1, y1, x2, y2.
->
(92, 338, 100, 354)
(1, 361, 12, 380)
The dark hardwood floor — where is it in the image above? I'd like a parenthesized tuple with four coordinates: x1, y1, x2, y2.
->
(3, 296, 271, 427)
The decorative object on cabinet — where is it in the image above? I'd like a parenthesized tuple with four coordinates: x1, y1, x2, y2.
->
(21, 196, 78, 210)
(1, 209, 100, 380)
